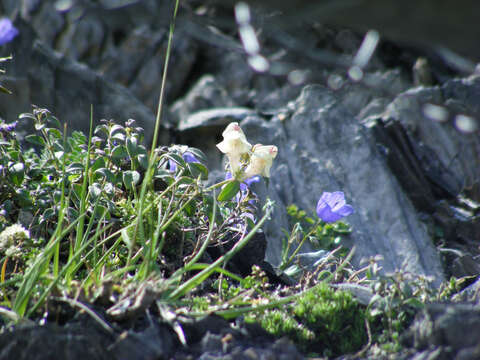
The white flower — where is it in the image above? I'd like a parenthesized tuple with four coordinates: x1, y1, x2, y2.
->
(216, 122, 252, 174)
(243, 144, 278, 179)
(0, 224, 30, 250)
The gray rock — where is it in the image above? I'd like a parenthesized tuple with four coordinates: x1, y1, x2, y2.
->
(219, 0, 480, 63)
(404, 303, 480, 359)
(128, 25, 199, 108)
(9, 0, 198, 112)
(55, 12, 106, 62)
(331, 283, 374, 306)
(171, 75, 236, 125)
(239, 84, 444, 285)
(101, 25, 166, 86)
(178, 108, 256, 132)
(382, 77, 480, 198)
(29, 2, 65, 47)
(0, 20, 168, 146)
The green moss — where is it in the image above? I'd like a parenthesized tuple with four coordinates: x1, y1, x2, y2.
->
(246, 282, 367, 357)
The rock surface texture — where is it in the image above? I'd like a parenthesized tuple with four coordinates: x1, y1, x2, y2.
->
(239, 85, 445, 284)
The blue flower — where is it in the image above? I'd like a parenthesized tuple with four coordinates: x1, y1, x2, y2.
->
(0, 18, 19, 46)
(316, 191, 354, 223)
(0, 121, 17, 133)
(169, 151, 199, 172)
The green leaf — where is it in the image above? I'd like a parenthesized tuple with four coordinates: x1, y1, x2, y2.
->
(66, 162, 84, 174)
(18, 113, 36, 121)
(46, 116, 61, 129)
(54, 151, 64, 160)
(184, 202, 194, 216)
(111, 132, 125, 142)
(245, 215, 256, 230)
(166, 153, 185, 169)
(67, 207, 79, 219)
(94, 124, 109, 137)
(187, 162, 208, 180)
(39, 208, 56, 223)
(121, 228, 133, 250)
(89, 183, 102, 199)
(187, 147, 207, 163)
(25, 134, 45, 147)
(94, 168, 115, 183)
(404, 297, 424, 309)
(0, 84, 12, 94)
(9, 162, 25, 185)
(154, 168, 174, 186)
(111, 145, 128, 159)
(217, 180, 240, 201)
(137, 153, 149, 169)
(15, 188, 32, 208)
(126, 137, 138, 156)
(123, 170, 140, 190)
(34, 122, 45, 131)
(92, 204, 108, 219)
(46, 128, 62, 140)
(71, 183, 83, 200)
(109, 124, 125, 136)
(90, 157, 106, 173)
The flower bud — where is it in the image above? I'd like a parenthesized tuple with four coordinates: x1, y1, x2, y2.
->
(216, 122, 252, 174)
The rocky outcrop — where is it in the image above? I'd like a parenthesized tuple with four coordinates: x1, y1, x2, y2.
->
(0, 19, 169, 145)
(402, 303, 480, 360)
(241, 84, 445, 284)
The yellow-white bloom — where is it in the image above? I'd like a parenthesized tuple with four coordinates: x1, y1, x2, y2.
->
(243, 144, 278, 178)
(216, 122, 252, 174)
(0, 224, 30, 250)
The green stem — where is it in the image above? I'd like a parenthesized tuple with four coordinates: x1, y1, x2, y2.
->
(167, 201, 274, 300)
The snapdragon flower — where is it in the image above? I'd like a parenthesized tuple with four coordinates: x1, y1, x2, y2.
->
(243, 144, 278, 179)
(216, 122, 252, 175)
(0, 18, 18, 46)
(316, 191, 354, 223)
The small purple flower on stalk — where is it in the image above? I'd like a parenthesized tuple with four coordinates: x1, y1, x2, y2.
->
(0, 18, 19, 46)
(316, 191, 354, 223)
(0, 121, 17, 134)
(168, 151, 199, 172)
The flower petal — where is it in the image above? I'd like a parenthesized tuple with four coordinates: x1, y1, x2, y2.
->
(168, 159, 177, 172)
(316, 191, 354, 222)
(337, 204, 354, 217)
(244, 175, 261, 187)
(328, 191, 347, 211)
(0, 18, 19, 46)
(183, 152, 199, 164)
(317, 204, 343, 223)
(243, 144, 278, 178)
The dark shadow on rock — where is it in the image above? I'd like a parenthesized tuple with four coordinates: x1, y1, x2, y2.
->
(0, 19, 170, 147)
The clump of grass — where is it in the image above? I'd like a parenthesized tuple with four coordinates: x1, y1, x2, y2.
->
(0, 105, 276, 318)
(0, 0, 275, 319)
